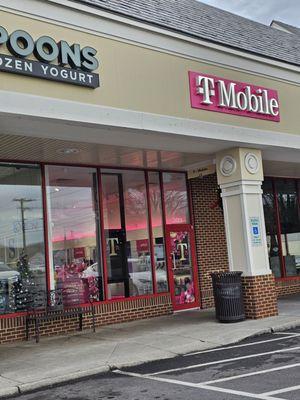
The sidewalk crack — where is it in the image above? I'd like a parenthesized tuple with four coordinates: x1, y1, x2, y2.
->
(105, 342, 118, 362)
(0, 374, 24, 384)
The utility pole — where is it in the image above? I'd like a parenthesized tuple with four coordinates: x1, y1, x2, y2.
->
(13, 198, 34, 251)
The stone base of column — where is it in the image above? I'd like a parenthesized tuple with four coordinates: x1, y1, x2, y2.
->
(242, 274, 278, 319)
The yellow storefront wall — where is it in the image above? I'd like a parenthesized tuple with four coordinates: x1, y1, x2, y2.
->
(0, 10, 299, 136)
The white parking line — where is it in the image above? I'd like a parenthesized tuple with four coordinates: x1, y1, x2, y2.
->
(198, 384, 284, 400)
(114, 369, 284, 400)
(199, 362, 300, 385)
(262, 384, 300, 396)
(273, 332, 300, 336)
(184, 333, 300, 356)
(114, 369, 202, 388)
(149, 345, 300, 375)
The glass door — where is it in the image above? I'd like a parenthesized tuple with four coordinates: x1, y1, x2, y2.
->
(101, 170, 154, 298)
(165, 224, 199, 310)
(101, 173, 130, 298)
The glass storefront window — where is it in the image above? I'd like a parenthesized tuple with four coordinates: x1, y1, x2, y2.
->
(0, 162, 195, 314)
(148, 172, 168, 293)
(45, 166, 102, 304)
(163, 173, 189, 224)
(123, 171, 153, 296)
(101, 173, 128, 299)
(101, 170, 153, 298)
(0, 164, 46, 314)
(276, 179, 300, 277)
(262, 180, 282, 278)
(263, 178, 300, 278)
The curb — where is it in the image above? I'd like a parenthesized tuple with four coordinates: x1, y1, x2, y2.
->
(2, 319, 300, 399)
(0, 366, 110, 399)
(271, 320, 300, 332)
(0, 388, 19, 399)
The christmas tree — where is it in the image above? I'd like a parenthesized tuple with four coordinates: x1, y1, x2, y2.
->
(11, 251, 36, 312)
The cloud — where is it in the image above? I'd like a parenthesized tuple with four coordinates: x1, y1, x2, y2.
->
(198, 0, 300, 26)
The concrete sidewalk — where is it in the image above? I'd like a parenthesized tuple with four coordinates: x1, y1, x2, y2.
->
(1, 296, 300, 398)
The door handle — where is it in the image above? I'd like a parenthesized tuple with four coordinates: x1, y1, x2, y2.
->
(171, 252, 176, 271)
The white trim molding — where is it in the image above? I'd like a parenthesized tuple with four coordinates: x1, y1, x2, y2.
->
(220, 180, 263, 197)
(0, 91, 300, 156)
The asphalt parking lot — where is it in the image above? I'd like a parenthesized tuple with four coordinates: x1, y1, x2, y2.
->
(14, 327, 300, 400)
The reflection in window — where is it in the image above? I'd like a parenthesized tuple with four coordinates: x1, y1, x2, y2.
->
(101, 170, 153, 298)
(101, 173, 128, 299)
(276, 179, 300, 277)
(45, 166, 102, 304)
(262, 180, 282, 278)
(170, 230, 195, 305)
(163, 173, 189, 225)
(148, 172, 168, 292)
(123, 171, 153, 296)
(0, 164, 46, 314)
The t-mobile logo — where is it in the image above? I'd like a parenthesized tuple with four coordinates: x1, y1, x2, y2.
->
(195, 75, 215, 105)
(189, 71, 280, 122)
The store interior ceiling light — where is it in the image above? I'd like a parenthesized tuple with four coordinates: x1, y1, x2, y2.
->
(56, 148, 80, 155)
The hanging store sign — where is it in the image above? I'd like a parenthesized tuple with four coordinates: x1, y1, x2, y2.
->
(187, 164, 216, 179)
(189, 71, 280, 122)
(0, 26, 100, 88)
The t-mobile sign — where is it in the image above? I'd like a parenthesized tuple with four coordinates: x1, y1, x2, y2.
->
(188, 71, 280, 122)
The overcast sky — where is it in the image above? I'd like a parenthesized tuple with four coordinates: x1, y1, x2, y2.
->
(199, 0, 300, 26)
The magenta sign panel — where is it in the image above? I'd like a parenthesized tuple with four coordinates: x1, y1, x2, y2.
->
(188, 71, 280, 122)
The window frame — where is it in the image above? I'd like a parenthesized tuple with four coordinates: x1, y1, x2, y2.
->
(0, 162, 47, 317)
(264, 176, 300, 280)
(44, 164, 104, 302)
(0, 160, 194, 318)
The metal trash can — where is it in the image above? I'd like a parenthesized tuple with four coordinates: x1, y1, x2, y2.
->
(211, 271, 245, 323)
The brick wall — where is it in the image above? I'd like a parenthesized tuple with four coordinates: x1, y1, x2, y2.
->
(0, 294, 172, 344)
(242, 274, 278, 319)
(189, 174, 229, 308)
(276, 278, 300, 297)
(189, 174, 282, 317)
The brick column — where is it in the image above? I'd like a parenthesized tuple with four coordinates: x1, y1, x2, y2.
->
(190, 174, 229, 308)
(242, 275, 278, 319)
(216, 148, 278, 319)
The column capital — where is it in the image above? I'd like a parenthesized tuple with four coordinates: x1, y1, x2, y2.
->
(216, 148, 263, 186)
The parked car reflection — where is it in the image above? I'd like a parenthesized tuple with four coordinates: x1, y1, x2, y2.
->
(0, 263, 20, 281)
(0, 263, 20, 313)
(82, 261, 168, 295)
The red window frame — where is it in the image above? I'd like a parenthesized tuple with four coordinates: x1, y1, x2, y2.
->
(264, 176, 300, 281)
(0, 159, 199, 318)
